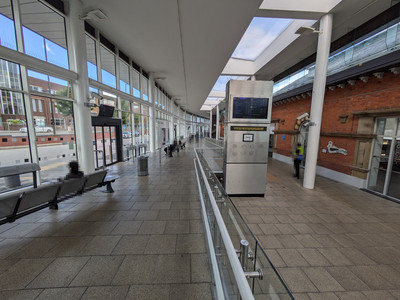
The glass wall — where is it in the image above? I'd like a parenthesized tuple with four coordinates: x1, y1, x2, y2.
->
(132, 101, 141, 144)
(34, 97, 76, 182)
(141, 75, 148, 101)
(273, 20, 400, 96)
(20, 0, 69, 69)
(0, 57, 76, 190)
(0, 59, 31, 191)
(100, 45, 116, 88)
(27, 70, 71, 96)
(0, 0, 214, 193)
(86, 35, 97, 80)
(119, 60, 130, 94)
(0, 0, 17, 50)
(120, 99, 133, 160)
(132, 69, 140, 98)
(368, 117, 400, 199)
(142, 105, 149, 148)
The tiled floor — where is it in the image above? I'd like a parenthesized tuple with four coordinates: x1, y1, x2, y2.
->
(2, 140, 400, 300)
(0, 144, 212, 299)
(232, 159, 400, 300)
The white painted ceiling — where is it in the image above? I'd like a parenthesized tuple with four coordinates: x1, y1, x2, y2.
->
(77, 0, 397, 117)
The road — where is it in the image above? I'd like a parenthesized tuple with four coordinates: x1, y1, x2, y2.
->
(0, 143, 78, 191)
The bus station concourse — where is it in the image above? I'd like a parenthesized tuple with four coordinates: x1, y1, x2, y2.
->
(0, 0, 400, 299)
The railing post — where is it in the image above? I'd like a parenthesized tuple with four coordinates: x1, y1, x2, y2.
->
(240, 240, 249, 271)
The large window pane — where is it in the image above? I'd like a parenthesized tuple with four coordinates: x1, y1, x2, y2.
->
(121, 110, 133, 160)
(0, 0, 17, 50)
(27, 70, 71, 97)
(377, 117, 396, 136)
(86, 35, 97, 80)
(119, 60, 130, 94)
(100, 46, 116, 88)
(35, 97, 76, 182)
(132, 69, 140, 98)
(22, 27, 45, 61)
(132, 102, 140, 114)
(154, 88, 158, 105)
(142, 106, 149, 148)
(0, 90, 31, 192)
(20, 0, 68, 68)
(142, 76, 148, 101)
(0, 59, 21, 90)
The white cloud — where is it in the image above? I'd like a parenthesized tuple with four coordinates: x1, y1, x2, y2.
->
(232, 17, 293, 60)
(45, 43, 55, 55)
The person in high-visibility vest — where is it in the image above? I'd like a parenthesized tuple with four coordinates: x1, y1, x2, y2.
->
(292, 143, 304, 179)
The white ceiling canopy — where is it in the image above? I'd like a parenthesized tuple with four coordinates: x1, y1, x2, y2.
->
(231, 17, 293, 61)
(77, 0, 398, 116)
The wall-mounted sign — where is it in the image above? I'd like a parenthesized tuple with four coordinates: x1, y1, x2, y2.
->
(327, 141, 347, 155)
(230, 126, 267, 131)
(243, 134, 254, 142)
(282, 134, 286, 140)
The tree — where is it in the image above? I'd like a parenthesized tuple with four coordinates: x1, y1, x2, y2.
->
(53, 99, 73, 117)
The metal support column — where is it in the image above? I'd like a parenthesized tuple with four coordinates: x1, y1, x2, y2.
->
(209, 110, 212, 138)
(149, 74, 156, 152)
(216, 105, 220, 140)
(66, 0, 95, 174)
(303, 14, 333, 189)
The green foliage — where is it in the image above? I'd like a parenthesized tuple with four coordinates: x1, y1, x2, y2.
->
(7, 119, 25, 125)
(54, 100, 73, 117)
(56, 86, 71, 98)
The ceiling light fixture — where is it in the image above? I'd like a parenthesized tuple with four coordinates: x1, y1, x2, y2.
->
(81, 9, 108, 21)
(295, 26, 322, 35)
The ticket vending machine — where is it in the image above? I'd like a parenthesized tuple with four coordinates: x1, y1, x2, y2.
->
(223, 80, 273, 196)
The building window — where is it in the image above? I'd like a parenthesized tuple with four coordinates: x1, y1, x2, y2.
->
(20, 0, 69, 69)
(27, 70, 71, 97)
(100, 45, 116, 88)
(86, 35, 97, 80)
(141, 76, 148, 101)
(119, 60, 130, 94)
(368, 117, 400, 200)
(132, 69, 140, 98)
(0, 0, 17, 50)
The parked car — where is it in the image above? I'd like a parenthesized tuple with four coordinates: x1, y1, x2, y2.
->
(19, 126, 54, 133)
(122, 131, 132, 138)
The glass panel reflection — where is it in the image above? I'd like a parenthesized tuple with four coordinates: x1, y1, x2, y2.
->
(35, 97, 76, 182)
(195, 148, 293, 299)
(86, 35, 97, 80)
(100, 46, 116, 88)
(20, 0, 68, 68)
(0, 0, 17, 50)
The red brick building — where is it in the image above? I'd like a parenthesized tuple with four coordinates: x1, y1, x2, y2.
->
(271, 66, 400, 199)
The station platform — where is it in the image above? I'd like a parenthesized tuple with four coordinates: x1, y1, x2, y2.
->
(232, 159, 400, 300)
(0, 139, 399, 299)
(0, 144, 212, 299)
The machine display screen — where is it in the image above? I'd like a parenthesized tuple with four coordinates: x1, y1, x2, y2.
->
(232, 97, 268, 119)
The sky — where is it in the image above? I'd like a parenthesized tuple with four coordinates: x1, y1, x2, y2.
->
(232, 17, 293, 61)
(212, 76, 250, 92)
(208, 17, 293, 98)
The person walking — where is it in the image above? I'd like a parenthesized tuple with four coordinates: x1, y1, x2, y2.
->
(292, 143, 304, 179)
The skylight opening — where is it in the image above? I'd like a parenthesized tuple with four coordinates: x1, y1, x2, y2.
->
(212, 75, 249, 92)
(232, 17, 293, 61)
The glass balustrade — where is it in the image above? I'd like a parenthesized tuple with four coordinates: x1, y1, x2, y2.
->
(194, 147, 293, 299)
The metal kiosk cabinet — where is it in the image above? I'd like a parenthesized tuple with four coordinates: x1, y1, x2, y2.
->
(223, 80, 273, 196)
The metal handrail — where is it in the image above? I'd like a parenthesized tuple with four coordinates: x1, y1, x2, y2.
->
(194, 159, 224, 299)
(194, 150, 255, 300)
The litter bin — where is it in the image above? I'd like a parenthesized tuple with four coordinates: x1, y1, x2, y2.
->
(4, 175, 21, 188)
(137, 155, 149, 176)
